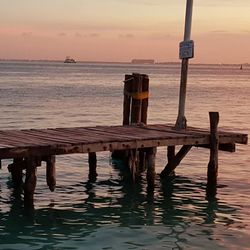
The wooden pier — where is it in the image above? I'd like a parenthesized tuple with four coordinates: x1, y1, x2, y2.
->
(0, 73, 248, 204)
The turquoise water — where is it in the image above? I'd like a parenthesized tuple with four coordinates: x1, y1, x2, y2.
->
(0, 61, 249, 249)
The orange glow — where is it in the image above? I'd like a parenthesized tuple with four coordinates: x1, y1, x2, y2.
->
(1, 1, 250, 63)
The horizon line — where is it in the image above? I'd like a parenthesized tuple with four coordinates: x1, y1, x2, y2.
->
(0, 58, 248, 66)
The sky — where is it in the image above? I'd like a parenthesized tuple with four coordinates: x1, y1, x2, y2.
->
(1, 0, 250, 63)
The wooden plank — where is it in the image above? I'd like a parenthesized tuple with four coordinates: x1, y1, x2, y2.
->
(198, 143, 236, 152)
(51, 127, 134, 142)
(145, 124, 248, 144)
(0, 134, 210, 159)
(0, 131, 55, 146)
(86, 125, 201, 140)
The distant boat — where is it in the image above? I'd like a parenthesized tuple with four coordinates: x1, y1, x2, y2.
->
(64, 57, 76, 63)
(240, 64, 243, 70)
(131, 59, 155, 64)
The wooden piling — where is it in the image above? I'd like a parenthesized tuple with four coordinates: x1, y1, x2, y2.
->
(123, 74, 133, 126)
(24, 157, 37, 204)
(160, 145, 192, 178)
(140, 74, 149, 124)
(146, 147, 157, 192)
(167, 146, 175, 165)
(129, 149, 138, 181)
(11, 158, 23, 187)
(88, 152, 97, 181)
(114, 73, 150, 177)
(206, 112, 219, 197)
(46, 155, 56, 192)
(131, 73, 143, 124)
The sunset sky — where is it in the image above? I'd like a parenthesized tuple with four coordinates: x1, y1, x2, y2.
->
(1, 0, 250, 63)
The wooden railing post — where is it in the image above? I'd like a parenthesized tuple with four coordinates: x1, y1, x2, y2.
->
(206, 112, 219, 197)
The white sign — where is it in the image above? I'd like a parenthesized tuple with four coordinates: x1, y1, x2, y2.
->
(179, 40, 194, 59)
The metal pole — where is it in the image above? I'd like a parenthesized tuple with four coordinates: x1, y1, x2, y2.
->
(175, 0, 194, 130)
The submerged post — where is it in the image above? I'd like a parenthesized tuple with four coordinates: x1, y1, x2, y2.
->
(8, 158, 24, 187)
(46, 155, 56, 192)
(175, 0, 194, 130)
(206, 112, 219, 197)
(24, 157, 37, 204)
(146, 147, 157, 192)
(88, 152, 97, 182)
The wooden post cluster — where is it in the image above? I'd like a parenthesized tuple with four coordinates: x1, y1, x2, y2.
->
(123, 73, 149, 126)
(116, 73, 155, 187)
(7, 155, 57, 204)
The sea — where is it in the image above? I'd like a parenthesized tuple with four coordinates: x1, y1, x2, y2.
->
(0, 61, 249, 250)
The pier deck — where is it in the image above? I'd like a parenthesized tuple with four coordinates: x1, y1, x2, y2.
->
(0, 124, 247, 159)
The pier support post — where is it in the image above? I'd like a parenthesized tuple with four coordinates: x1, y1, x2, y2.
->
(46, 155, 56, 192)
(167, 146, 175, 175)
(9, 158, 23, 187)
(206, 112, 219, 197)
(146, 147, 157, 192)
(129, 149, 138, 181)
(88, 152, 97, 182)
(24, 157, 37, 204)
(160, 145, 192, 178)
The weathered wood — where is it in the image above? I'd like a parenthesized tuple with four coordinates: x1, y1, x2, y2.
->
(9, 158, 23, 187)
(0, 124, 247, 159)
(146, 147, 157, 192)
(141, 75, 149, 124)
(206, 112, 219, 197)
(131, 73, 143, 124)
(45, 155, 56, 192)
(167, 146, 175, 163)
(167, 146, 176, 175)
(24, 157, 37, 204)
(160, 145, 192, 177)
(138, 74, 149, 172)
(116, 73, 150, 172)
(128, 149, 138, 181)
(199, 143, 235, 152)
(88, 152, 97, 181)
(123, 74, 133, 125)
(138, 149, 146, 173)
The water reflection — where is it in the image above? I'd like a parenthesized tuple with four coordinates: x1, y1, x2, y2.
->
(0, 170, 245, 249)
